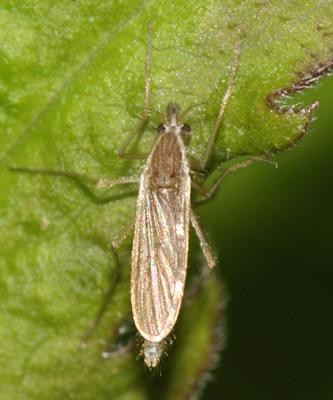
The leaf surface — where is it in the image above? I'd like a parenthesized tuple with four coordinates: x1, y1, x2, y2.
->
(0, 1, 332, 398)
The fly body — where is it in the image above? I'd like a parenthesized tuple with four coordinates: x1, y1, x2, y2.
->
(131, 104, 192, 367)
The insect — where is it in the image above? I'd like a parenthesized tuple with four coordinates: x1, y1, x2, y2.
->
(131, 103, 214, 368)
(109, 25, 244, 367)
(12, 25, 255, 368)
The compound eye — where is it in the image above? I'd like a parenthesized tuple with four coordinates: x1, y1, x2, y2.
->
(181, 123, 191, 134)
(157, 123, 166, 134)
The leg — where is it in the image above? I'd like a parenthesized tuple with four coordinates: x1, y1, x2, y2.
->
(10, 166, 139, 202)
(199, 32, 241, 170)
(190, 209, 216, 269)
(10, 166, 101, 186)
(80, 221, 134, 347)
(96, 176, 139, 189)
(193, 157, 263, 206)
(117, 23, 154, 159)
(185, 210, 217, 304)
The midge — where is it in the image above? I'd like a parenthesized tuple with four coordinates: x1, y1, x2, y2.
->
(11, 25, 250, 367)
(131, 102, 216, 368)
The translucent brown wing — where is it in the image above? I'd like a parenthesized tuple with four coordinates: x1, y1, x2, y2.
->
(131, 133, 191, 342)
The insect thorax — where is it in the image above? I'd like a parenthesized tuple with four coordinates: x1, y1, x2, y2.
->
(149, 131, 186, 188)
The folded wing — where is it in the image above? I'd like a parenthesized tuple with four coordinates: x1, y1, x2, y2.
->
(131, 160, 191, 342)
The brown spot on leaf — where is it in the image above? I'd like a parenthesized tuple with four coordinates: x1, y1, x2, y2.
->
(267, 58, 333, 114)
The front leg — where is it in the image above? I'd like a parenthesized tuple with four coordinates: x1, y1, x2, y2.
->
(117, 23, 154, 160)
(198, 32, 241, 171)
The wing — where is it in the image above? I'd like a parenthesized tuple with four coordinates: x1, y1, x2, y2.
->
(131, 163, 191, 342)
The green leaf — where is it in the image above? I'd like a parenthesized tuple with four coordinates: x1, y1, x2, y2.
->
(0, 1, 332, 399)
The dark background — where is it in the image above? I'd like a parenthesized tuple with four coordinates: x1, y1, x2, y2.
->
(202, 74, 333, 399)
